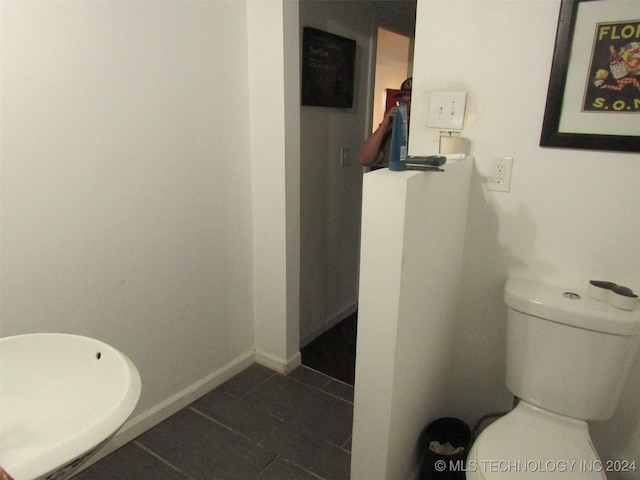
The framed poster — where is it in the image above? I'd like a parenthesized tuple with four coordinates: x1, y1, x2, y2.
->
(540, 0, 640, 152)
(301, 27, 356, 108)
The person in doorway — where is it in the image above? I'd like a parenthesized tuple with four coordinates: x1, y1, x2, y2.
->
(358, 77, 412, 167)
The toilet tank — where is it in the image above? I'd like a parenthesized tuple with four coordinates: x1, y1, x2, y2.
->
(504, 277, 640, 421)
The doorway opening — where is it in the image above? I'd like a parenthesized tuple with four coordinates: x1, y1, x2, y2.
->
(301, 24, 415, 387)
(372, 27, 413, 131)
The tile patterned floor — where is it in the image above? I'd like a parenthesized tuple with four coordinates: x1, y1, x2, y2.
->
(74, 365, 354, 480)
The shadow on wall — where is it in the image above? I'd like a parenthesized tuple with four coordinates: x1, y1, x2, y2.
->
(590, 348, 640, 478)
(447, 162, 556, 426)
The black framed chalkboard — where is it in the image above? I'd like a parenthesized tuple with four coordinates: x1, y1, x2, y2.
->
(301, 27, 356, 108)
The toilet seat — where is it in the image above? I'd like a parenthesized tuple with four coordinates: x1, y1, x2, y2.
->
(466, 402, 605, 479)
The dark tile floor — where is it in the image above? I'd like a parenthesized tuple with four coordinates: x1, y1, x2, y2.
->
(300, 313, 357, 386)
(74, 364, 354, 480)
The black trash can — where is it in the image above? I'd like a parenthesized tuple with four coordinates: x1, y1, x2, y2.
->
(418, 417, 471, 480)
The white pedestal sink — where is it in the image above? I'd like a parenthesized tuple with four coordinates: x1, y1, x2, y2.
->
(0, 334, 141, 480)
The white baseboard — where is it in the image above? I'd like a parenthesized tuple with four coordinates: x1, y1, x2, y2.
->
(254, 348, 301, 374)
(75, 349, 258, 473)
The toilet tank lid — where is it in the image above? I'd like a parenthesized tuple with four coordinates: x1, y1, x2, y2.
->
(504, 277, 640, 336)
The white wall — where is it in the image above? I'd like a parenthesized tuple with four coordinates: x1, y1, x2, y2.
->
(410, 0, 640, 477)
(1, 0, 299, 454)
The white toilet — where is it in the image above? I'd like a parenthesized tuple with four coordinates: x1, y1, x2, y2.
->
(466, 277, 640, 479)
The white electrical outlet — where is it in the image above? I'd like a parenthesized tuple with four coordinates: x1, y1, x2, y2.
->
(487, 157, 514, 192)
(428, 91, 467, 130)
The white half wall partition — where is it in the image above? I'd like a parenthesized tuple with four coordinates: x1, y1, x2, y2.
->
(351, 159, 473, 480)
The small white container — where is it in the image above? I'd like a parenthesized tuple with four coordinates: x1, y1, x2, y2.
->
(587, 280, 616, 301)
(609, 288, 639, 311)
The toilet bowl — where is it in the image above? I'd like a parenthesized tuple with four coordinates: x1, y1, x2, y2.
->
(466, 277, 640, 480)
(466, 402, 603, 479)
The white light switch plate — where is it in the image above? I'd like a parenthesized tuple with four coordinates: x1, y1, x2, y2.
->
(428, 91, 467, 130)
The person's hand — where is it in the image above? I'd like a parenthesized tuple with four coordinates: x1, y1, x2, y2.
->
(380, 106, 397, 132)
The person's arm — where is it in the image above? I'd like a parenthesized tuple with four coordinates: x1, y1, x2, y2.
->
(358, 107, 396, 166)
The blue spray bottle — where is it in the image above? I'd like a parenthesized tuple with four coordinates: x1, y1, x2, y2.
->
(388, 105, 408, 171)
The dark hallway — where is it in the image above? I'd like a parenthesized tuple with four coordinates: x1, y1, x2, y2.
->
(301, 312, 357, 386)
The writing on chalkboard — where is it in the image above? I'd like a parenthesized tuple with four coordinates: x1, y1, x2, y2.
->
(302, 27, 356, 108)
